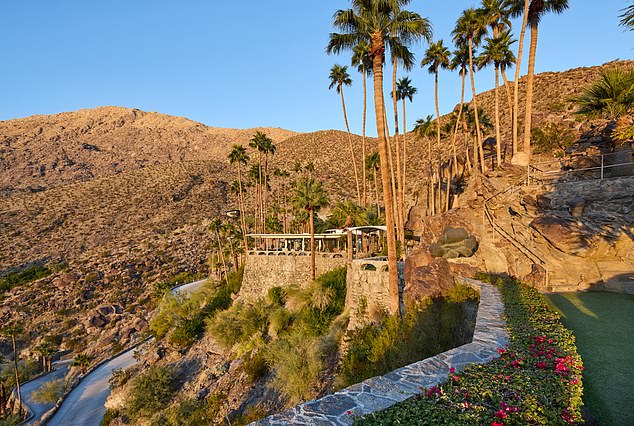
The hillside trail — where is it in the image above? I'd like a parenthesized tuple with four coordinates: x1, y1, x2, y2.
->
(31, 279, 208, 426)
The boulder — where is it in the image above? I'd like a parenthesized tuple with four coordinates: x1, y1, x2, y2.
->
(530, 216, 590, 255)
(404, 249, 455, 305)
(430, 227, 478, 259)
(522, 263, 548, 291)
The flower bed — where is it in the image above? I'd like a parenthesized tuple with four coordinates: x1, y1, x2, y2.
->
(358, 275, 584, 425)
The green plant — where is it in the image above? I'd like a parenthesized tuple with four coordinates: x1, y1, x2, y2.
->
(242, 349, 269, 381)
(128, 366, 176, 419)
(31, 379, 65, 404)
(358, 275, 584, 425)
(0, 264, 52, 294)
(340, 286, 478, 388)
(531, 122, 575, 157)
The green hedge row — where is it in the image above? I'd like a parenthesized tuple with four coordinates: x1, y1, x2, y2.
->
(358, 275, 584, 425)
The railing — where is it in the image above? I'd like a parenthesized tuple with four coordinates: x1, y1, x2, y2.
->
(528, 151, 634, 185)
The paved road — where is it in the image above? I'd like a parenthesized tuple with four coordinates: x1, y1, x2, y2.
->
(21, 361, 71, 425)
(44, 278, 209, 426)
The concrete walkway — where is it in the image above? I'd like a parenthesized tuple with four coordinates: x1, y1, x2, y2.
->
(21, 361, 71, 425)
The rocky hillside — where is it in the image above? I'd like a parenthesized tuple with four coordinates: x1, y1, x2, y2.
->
(0, 106, 296, 195)
(1, 60, 630, 364)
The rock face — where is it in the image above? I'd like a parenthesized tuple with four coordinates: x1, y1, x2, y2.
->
(403, 248, 455, 306)
(530, 216, 591, 255)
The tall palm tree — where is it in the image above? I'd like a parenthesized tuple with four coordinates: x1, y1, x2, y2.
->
(512, 0, 530, 161)
(413, 115, 436, 215)
(210, 218, 228, 278)
(329, 64, 362, 205)
(262, 137, 276, 230)
(1, 324, 24, 418)
(453, 9, 488, 173)
(479, 0, 516, 126)
(388, 3, 432, 248)
(448, 44, 470, 172)
(395, 76, 416, 207)
(328, 0, 431, 315)
(522, 0, 569, 161)
(621, 2, 634, 30)
(292, 177, 328, 280)
(249, 131, 269, 232)
(478, 31, 516, 167)
(421, 40, 452, 171)
(228, 145, 250, 252)
(352, 42, 373, 207)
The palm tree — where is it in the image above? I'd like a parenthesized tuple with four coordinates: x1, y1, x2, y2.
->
(1, 324, 24, 418)
(328, 0, 431, 315)
(478, 31, 516, 167)
(522, 0, 569, 161)
(479, 0, 516, 125)
(72, 353, 92, 375)
(249, 131, 268, 232)
(210, 218, 228, 279)
(228, 145, 250, 252)
(366, 151, 381, 219)
(388, 3, 433, 248)
(421, 40, 452, 171)
(512, 0, 531, 161)
(395, 76, 416, 208)
(413, 115, 436, 215)
(262, 137, 276, 230)
(453, 8, 488, 173)
(329, 64, 362, 205)
(292, 177, 328, 280)
(448, 44, 470, 172)
(34, 342, 56, 373)
(572, 68, 634, 119)
(352, 41, 373, 207)
(621, 2, 634, 30)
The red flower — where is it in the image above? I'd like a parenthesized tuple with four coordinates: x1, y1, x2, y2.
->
(495, 409, 508, 419)
(492, 422, 504, 426)
(450, 367, 455, 373)
(453, 375, 459, 382)
(536, 361, 547, 369)
(346, 410, 352, 415)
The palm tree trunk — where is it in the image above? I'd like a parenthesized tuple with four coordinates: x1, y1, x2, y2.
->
(12, 335, 22, 418)
(264, 154, 269, 232)
(215, 230, 228, 279)
(371, 39, 399, 316)
(339, 87, 362, 205)
(383, 112, 402, 243)
(434, 70, 443, 167)
(513, 0, 531, 159)
(362, 70, 368, 207)
(437, 167, 442, 213)
(257, 152, 263, 232)
(401, 98, 408, 219)
(446, 159, 452, 211)
(373, 168, 380, 219)
(237, 165, 248, 253)
(494, 64, 502, 168)
(500, 69, 513, 120)
(391, 58, 405, 249)
(450, 70, 466, 173)
(309, 209, 316, 280)
(468, 38, 486, 173)
(523, 22, 539, 161)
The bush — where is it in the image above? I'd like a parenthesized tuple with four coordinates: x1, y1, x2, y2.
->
(128, 366, 176, 419)
(243, 349, 269, 381)
(32, 378, 65, 404)
(206, 301, 268, 350)
(340, 284, 478, 388)
(0, 264, 52, 293)
(358, 275, 584, 425)
(532, 122, 575, 157)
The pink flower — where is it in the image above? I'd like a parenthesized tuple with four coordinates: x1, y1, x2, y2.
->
(450, 367, 455, 373)
(492, 422, 504, 426)
(495, 409, 508, 419)
(453, 375, 459, 382)
(346, 410, 352, 415)
(536, 361, 547, 369)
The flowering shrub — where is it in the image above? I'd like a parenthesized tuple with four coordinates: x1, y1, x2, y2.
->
(357, 275, 584, 425)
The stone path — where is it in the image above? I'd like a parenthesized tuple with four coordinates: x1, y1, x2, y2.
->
(254, 278, 508, 425)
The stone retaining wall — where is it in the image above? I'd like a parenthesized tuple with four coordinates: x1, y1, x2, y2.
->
(240, 253, 348, 300)
(345, 258, 404, 330)
(253, 277, 508, 425)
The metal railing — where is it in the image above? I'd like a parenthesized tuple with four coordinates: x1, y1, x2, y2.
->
(528, 151, 634, 185)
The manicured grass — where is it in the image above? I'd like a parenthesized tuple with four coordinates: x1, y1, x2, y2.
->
(545, 291, 634, 426)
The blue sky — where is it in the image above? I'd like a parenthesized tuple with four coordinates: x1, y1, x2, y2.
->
(1, 1, 632, 135)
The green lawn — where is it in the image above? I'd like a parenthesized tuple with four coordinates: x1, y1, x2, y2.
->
(545, 291, 634, 426)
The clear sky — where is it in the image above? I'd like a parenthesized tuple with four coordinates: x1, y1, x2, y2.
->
(1, 1, 632, 136)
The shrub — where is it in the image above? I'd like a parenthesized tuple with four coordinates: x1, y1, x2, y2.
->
(243, 349, 269, 381)
(158, 398, 209, 426)
(358, 275, 584, 425)
(206, 301, 268, 350)
(32, 378, 65, 404)
(0, 264, 51, 293)
(128, 366, 176, 419)
(340, 285, 478, 387)
(531, 122, 575, 157)
(267, 286, 286, 306)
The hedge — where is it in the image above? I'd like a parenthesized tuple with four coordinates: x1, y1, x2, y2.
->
(357, 275, 584, 425)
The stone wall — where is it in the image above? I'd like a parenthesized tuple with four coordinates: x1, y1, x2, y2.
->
(345, 258, 405, 330)
(253, 278, 508, 426)
(240, 253, 348, 300)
